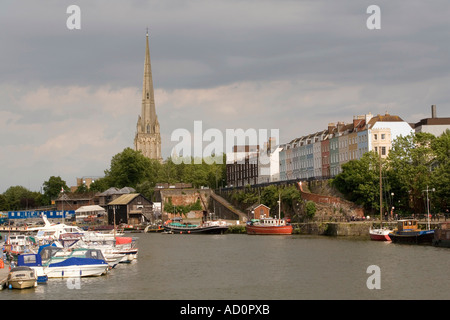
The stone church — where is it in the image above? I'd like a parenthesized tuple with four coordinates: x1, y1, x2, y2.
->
(134, 31, 162, 162)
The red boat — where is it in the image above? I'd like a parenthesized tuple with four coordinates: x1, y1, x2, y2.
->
(246, 217, 293, 235)
(369, 227, 392, 241)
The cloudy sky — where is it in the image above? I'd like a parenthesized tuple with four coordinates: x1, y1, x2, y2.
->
(1, 0, 449, 193)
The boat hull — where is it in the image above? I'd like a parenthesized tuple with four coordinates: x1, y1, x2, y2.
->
(45, 257, 109, 278)
(389, 230, 435, 245)
(45, 264, 108, 278)
(163, 225, 229, 234)
(369, 228, 392, 241)
(8, 279, 37, 289)
(246, 225, 293, 235)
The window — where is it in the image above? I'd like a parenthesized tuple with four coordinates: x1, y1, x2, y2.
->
(381, 133, 385, 140)
(381, 146, 386, 156)
(374, 134, 378, 140)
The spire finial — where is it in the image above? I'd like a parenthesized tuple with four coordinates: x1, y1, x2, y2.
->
(146, 27, 149, 36)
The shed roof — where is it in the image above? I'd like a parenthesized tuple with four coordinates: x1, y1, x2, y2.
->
(108, 193, 140, 205)
(246, 203, 271, 211)
(75, 205, 106, 213)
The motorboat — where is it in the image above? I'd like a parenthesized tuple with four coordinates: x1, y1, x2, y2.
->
(22, 246, 110, 278)
(369, 227, 392, 241)
(246, 217, 293, 235)
(17, 254, 48, 283)
(3, 234, 37, 259)
(7, 266, 37, 289)
(112, 236, 138, 263)
(28, 215, 123, 244)
(58, 234, 125, 268)
(388, 219, 435, 244)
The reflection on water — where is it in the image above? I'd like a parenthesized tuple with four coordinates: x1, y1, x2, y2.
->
(2, 233, 449, 300)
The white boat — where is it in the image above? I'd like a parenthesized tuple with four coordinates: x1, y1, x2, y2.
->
(58, 234, 124, 268)
(25, 246, 110, 278)
(28, 215, 123, 244)
(3, 234, 37, 257)
(369, 227, 392, 241)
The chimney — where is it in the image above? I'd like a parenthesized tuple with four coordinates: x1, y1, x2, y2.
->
(431, 105, 437, 118)
(328, 123, 336, 134)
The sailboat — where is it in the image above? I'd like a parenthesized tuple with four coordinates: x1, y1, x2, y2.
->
(369, 151, 393, 241)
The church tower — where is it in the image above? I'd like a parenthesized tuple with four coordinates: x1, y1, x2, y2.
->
(134, 31, 162, 162)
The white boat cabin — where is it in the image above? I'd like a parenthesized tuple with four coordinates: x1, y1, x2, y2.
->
(252, 216, 288, 226)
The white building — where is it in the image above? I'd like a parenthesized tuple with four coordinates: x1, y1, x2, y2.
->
(413, 105, 450, 136)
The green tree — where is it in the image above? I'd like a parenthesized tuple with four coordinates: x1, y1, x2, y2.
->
(280, 186, 302, 214)
(332, 152, 381, 212)
(387, 132, 436, 213)
(136, 180, 156, 201)
(89, 177, 110, 192)
(3, 186, 38, 210)
(0, 194, 9, 211)
(104, 148, 161, 188)
(42, 176, 69, 205)
(305, 201, 316, 220)
(429, 130, 450, 212)
(75, 184, 89, 193)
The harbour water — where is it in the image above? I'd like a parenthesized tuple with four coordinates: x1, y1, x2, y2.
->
(1, 232, 449, 300)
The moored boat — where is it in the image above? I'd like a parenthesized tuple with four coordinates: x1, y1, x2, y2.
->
(432, 222, 450, 248)
(246, 217, 293, 235)
(369, 227, 392, 241)
(163, 219, 229, 234)
(7, 266, 37, 289)
(17, 254, 48, 283)
(3, 234, 37, 259)
(29, 214, 123, 245)
(388, 219, 435, 245)
(369, 151, 393, 241)
(21, 246, 110, 278)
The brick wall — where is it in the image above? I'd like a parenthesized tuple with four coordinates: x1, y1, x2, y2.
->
(297, 182, 364, 217)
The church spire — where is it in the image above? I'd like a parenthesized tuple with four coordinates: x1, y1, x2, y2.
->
(135, 30, 162, 162)
(141, 29, 157, 132)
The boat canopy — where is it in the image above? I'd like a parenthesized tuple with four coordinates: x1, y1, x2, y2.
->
(18, 254, 43, 267)
(39, 245, 62, 260)
(48, 257, 107, 268)
(115, 237, 132, 245)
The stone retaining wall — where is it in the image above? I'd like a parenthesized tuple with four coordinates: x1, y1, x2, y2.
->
(294, 222, 372, 237)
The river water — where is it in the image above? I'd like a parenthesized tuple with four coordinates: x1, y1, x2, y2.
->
(1, 232, 449, 300)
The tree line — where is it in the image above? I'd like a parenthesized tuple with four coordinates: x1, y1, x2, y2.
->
(0, 148, 227, 210)
(2, 130, 448, 216)
(332, 130, 450, 216)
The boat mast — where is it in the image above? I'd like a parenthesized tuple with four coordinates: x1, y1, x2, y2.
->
(278, 191, 281, 220)
(379, 150, 383, 228)
(113, 206, 117, 246)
